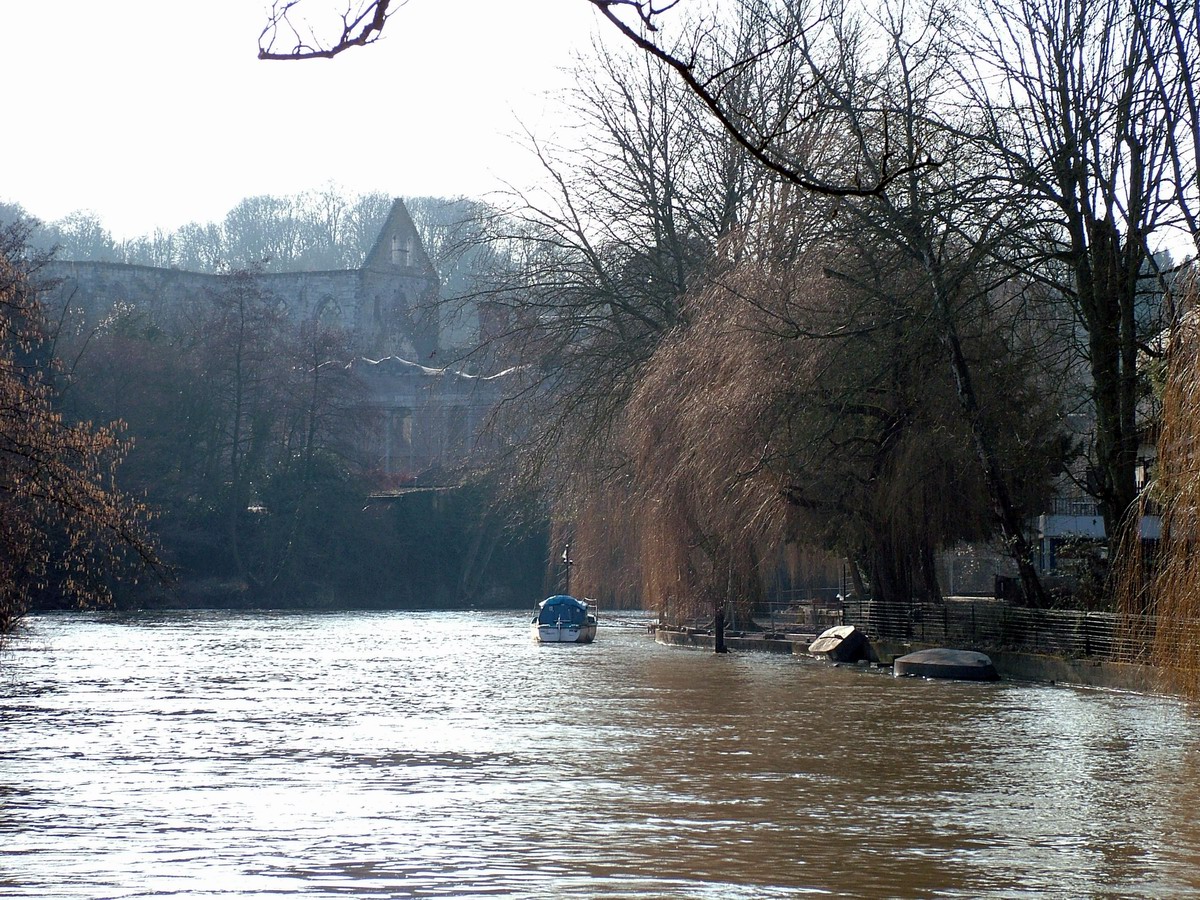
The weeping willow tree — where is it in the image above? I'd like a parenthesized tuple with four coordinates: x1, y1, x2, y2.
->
(546, 486, 644, 608)
(617, 286, 789, 632)
(1119, 275, 1200, 695)
(557, 164, 1068, 633)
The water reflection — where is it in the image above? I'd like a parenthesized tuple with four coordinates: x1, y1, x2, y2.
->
(2, 609, 1199, 898)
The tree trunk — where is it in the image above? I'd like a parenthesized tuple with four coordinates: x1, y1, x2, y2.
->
(869, 531, 915, 638)
(919, 539, 943, 604)
(1080, 223, 1143, 560)
(923, 263, 1048, 607)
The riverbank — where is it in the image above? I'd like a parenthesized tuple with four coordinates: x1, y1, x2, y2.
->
(652, 625, 1167, 694)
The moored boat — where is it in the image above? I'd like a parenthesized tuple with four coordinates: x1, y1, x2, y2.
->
(807, 624, 874, 663)
(532, 594, 597, 643)
(893, 647, 999, 681)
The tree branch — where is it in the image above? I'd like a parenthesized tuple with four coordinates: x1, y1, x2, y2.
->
(259, 0, 395, 60)
(586, 0, 937, 197)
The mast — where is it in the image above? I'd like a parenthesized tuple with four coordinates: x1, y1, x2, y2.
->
(561, 543, 573, 596)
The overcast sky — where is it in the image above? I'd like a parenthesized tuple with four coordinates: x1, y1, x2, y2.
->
(1, 1, 606, 240)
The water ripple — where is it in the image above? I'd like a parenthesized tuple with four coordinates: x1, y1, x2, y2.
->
(3, 609, 1200, 898)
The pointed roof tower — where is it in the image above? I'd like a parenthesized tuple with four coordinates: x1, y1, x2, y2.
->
(364, 198, 437, 277)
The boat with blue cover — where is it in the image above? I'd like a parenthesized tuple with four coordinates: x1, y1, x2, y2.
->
(532, 594, 597, 643)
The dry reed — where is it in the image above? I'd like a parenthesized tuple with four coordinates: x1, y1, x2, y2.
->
(1119, 275, 1200, 695)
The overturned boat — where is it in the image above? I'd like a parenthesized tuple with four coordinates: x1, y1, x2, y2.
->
(894, 648, 999, 681)
(807, 624, 874, 663)
(532, 595, 597, 644)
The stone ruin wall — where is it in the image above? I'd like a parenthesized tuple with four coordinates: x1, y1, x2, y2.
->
(38, 201, 498, 481)
(42, 260, 439, 362)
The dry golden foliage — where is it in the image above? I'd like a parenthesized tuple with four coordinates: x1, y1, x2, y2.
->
(559, 202, 1055, 622)
(564, 253, 825, 623)
(0, 225, 160, 631)
(1119, 276, 1200, 695)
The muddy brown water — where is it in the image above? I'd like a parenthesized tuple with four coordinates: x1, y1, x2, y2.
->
(3, 609, 1200, 898)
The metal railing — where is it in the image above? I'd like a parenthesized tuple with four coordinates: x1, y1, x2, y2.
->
(756, 591, 846, 634)
(1046, 497, 1103, 518)
(840, 596, 1158, 662)
(679, 593, 1165, 664)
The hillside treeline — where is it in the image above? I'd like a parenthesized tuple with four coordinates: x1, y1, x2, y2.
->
(0, 190, 489, 293)
(0, 187, 392, 273)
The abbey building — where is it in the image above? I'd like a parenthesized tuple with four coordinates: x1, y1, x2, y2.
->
(43, 199, 502, 481)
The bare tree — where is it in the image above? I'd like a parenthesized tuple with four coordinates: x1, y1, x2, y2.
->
(463, 39, 774, 492)
(611, 154, 1066, 624)
(959, 0, 1199, 550)
(699, 0, 1062, 604)
(605, 0, 1197, 601)
(880, 1, 1057, 604)
(255, 0, 934, 200)
(44, 211, 119, 262)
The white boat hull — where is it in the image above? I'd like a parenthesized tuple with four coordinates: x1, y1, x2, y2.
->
(533, 621, 597, 643)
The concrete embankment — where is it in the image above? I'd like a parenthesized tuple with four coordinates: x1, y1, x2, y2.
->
(653, 626, 1167, 694)
(654, 627, 812, 655)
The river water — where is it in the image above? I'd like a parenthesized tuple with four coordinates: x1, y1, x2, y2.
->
(3, 609, 1200, 899)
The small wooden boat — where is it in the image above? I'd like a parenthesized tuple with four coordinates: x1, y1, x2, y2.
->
(532, 595, 597, 644)
(807, 624, 873, 663)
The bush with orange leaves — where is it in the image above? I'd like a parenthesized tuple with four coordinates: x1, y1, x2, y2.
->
(0, 221, 160, 633)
